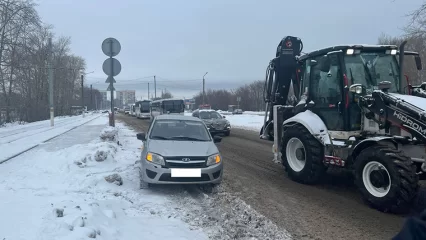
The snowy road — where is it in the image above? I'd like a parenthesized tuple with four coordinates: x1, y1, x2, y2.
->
(0, 113, 103, 163)
(117, 113, 426, 240)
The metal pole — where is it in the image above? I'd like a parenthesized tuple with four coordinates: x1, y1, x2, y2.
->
(203, 72, 208, 105)
(48, 37, 54, 126)
(81, 74, 85, 118)
(109, 39, 115, 127)
(90, 84, 93, 110)
(148, 82, 150, 100)
(154, 75, 157, 99)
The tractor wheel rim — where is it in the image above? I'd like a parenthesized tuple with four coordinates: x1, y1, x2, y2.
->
(362, 161, 391, 198)
(286, 137, 306, 172)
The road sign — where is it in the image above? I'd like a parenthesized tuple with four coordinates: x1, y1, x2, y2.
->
(102, 58, 121, 76)
(105, 76, 116, 83)
(107, 83, 116, 91)
(101, 38, 121, 57)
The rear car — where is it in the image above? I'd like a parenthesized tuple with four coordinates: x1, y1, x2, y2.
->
(232, 109, 243, 115)
(192, 109, 231, 136)
(136, 115, 223, 188)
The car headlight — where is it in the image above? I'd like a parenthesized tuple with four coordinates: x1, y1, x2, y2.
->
(207, 153, 221, 166)
(146, 152, 165, 165)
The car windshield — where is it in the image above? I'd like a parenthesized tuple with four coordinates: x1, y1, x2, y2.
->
(199, 111, 222, 119)
(140, 102, 150, 112)
(163, 100, 184, 113)
(344, 52, 400, 94)
(149, 119, 211, 141)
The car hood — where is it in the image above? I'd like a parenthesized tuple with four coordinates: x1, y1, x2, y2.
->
(389, 93, 426, 110)
(147, 140, 219, 157)
(201, 118, 228, 125)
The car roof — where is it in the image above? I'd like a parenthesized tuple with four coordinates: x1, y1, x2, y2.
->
(198, 109, 216, 112)
(155, 114, 202, 121)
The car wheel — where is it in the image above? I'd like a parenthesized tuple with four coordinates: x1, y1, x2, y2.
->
(225, 131, 230, 136)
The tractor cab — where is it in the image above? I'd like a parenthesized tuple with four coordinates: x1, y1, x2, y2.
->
(297, 45, 422, 133)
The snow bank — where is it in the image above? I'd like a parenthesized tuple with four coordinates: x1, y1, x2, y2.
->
(172, 184, 292, 240)
(100, 126, 119, 142)
(0, 120, 27, 128)
(226, 114, 264, 132)
(0, 121, 207, 240)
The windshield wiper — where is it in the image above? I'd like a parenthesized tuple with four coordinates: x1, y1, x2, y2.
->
(150, 136, 170, 140)
(169, 136, 207, 141)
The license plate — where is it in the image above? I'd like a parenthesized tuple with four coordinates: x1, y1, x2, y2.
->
(171, 168, 201, 177)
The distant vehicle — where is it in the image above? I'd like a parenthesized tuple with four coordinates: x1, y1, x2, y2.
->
(150, 98, 185, 120)
(199, 104, 211, 110)
(228, 105, 237, 112)
(233, 109, 243, 115)
(130, 104, 137, 116)
(124, 107, 130, 114)
(102, 110, 109, 113)
(192, 109, 231, 136)
(136, 114, 223, 189)
(135, 100, 151, 119)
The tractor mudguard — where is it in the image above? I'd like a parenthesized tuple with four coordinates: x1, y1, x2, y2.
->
(282, 110, 330, 145)
(351, 137, 397, 159)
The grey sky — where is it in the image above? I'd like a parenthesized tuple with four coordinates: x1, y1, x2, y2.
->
(36, 0, 422, 99)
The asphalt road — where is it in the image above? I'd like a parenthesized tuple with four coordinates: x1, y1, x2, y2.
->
(116, 113, 423, 240)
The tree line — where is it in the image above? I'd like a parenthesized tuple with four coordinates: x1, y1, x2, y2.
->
(0, 0, 97, 125)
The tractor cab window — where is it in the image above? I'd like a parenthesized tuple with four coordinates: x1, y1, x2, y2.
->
(344, 53, 400, 93)
(309, 54, 344, 130)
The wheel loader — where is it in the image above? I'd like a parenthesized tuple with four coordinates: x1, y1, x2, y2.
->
(260, 36, 426, 213)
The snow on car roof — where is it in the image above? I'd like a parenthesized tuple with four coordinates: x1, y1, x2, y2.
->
(155, 114, 202, 121)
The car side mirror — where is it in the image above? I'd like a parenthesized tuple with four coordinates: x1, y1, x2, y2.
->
(136, 132, 146, 141)
(222, 116, 226, 118)
(213, 135, 222, 143)
(415, 55, 422, 70)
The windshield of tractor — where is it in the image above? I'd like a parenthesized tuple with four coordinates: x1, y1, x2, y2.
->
(344, 53, 400, 93)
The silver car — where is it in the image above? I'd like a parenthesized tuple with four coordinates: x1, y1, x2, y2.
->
(136, 114, 223, 189)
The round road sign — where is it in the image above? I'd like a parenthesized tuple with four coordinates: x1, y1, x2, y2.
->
(102, 58, 121, 76)
(102, 38, 121, 57)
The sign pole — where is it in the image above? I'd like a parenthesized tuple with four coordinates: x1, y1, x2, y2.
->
(109, 39, 115, 127)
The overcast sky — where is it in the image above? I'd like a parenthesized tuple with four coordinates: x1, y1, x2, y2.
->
(35, 0, 422, 99)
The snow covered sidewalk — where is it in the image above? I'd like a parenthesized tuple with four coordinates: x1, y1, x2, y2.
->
(0, 116, 207, 240)
(0, 114, 103, 163)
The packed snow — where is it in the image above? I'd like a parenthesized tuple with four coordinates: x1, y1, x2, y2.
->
(0, 114, 291, 240)
(0, 116, 207, 240)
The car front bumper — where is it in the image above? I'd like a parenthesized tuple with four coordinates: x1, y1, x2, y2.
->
(141, 160, 223, 185)
(208, 126, 230, 134)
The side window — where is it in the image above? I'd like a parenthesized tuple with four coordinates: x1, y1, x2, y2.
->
(310, 55, 342, 104)
(300, 62, 311, 99)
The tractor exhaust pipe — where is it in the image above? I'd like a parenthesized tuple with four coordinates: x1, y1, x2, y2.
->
(399, 40, 407, 93)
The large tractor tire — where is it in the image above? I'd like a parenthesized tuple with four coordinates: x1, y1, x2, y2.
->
(354, 145, 419, 213)
(281, 124, 325, 184)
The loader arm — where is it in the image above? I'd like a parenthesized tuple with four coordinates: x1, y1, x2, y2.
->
(357, 81, 426, 142)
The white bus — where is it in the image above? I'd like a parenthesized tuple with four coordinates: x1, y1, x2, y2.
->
(150, 98, 185, 120)
(135, 100, 151, 119)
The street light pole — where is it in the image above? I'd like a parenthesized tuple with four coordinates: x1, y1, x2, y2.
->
(203, 72, 208, 105)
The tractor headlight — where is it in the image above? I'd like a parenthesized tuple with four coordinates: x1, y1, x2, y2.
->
(207, 154, 221, 166)
(146, 152, 165, 166)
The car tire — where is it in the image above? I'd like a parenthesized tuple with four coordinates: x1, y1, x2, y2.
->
(225, 131, 230, 136)
(139, 167, 150, 189)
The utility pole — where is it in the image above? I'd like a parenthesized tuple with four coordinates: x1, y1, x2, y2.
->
(148, 82, 150, 100)
(81, 74, 85, 117)
(48, 37, 54, 127)
(203, 72, 208, 105)
(154, 75, 157, 99)
(90, 84, 93, 110)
